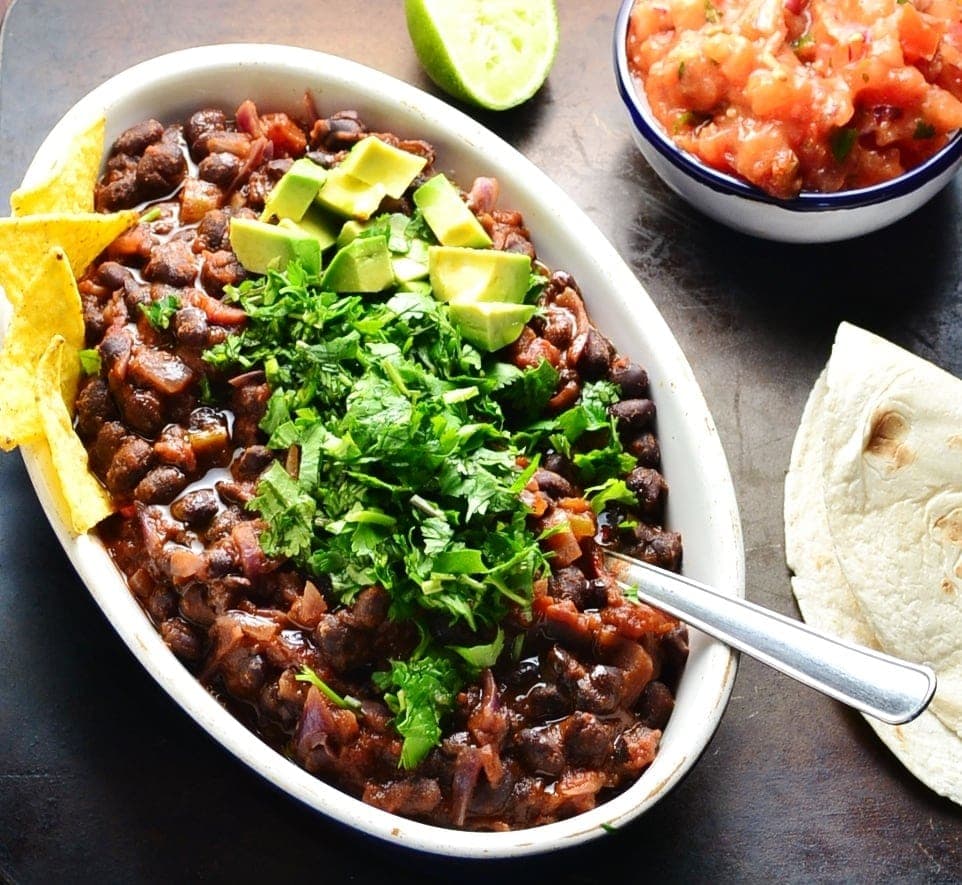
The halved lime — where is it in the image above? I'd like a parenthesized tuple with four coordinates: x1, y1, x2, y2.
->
(404, 0, 559, 111)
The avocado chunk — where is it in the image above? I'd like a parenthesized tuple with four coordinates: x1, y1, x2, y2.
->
(315, 167, 386, 220)
(281, 205, 340, 252)
(448, 300, 536, 352)
(397, 279, 432, 296)
(229, 216, 322, 276)
(392, 238, 430, 283)
(261, 158, 328, 223)
(413, 174, 492, 248)
(321, 235, 395, 292)
(338, 136, 427, 199)
(428, 245, 531, 303)
(336, 219, 372, 248)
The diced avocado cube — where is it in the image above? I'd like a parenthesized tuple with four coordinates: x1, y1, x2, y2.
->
(315, 168, 386, 220)
(338, 136, 427, 199)
(336, 219, 372, 248)
(229, 216, 321, 276)
(261, 158, 328, 223)
(413, 174, 492, 248)
(392, 255, 429, 283)
(428, 245, 531, 304)
(321, 235, 395, 293)
(448, 300, 536, 352)
(281, 205, 340, 252)
(397, 279, 433, 296)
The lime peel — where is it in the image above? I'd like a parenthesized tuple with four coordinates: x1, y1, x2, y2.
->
(404, 0, 559, 111)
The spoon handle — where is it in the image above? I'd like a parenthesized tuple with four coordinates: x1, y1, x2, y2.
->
(603, 551, 936, 724)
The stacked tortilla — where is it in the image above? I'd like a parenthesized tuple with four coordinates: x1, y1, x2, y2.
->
(785, 322, 962, 805)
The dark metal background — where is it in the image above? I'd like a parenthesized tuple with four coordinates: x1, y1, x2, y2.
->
(1, 1, 960, 881)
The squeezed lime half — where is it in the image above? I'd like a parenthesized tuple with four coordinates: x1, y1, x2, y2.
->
(404, 0, 559, 111)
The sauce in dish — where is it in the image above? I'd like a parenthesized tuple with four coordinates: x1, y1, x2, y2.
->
(627, 0, 962, 197)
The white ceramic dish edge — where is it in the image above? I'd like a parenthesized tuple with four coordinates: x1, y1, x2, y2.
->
(17, 44, 744, 857)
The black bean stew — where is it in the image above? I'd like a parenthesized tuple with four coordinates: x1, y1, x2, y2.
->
(77, 99, 688, 830)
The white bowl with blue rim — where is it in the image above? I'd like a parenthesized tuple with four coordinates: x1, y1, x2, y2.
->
(613, 0, 962, 244)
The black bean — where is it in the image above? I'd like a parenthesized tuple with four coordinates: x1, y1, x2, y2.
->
(610, 359, 649, 398)
(112, 119, 164, 157)
(170, 489, 220, 529)
(532, 467, 575, 500)
(160, 616, 204, 662)
(627, 431, 661, 467)
(198, 151, 241, 186)
(74, 377, 117, 440)
(115, 385, 165, 437)
(105, 436, 154, 494)
(231, 445, 274, 481)
(548, 566, 589, 607)
(577, 328, 614, 380)
(173, 306, 209, 346)
(637, 681, 675, 730)
(185, 108, 228, 158)
(134, 466, 188, 505)
(143, 240, 197, 287)
(610, 397, 656, 431)
(625, 466, 668, 521)
(135, 142, 187, 199)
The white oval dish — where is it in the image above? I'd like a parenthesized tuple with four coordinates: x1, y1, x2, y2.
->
(17, 44, 744, 858)
(613, 0, 962, 243)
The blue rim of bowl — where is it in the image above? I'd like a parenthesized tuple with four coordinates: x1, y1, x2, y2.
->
(613, 0, 962, 212)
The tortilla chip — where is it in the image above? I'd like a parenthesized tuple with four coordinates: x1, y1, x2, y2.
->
(35, 335, 113, 533)
(0, 246, 85, 450)
(0, 210, 136, 307)
(785, 324, 962, 806)
(10, 117, 106, 216)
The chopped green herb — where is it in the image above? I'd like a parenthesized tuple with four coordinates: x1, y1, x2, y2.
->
(78, 348, 101, 376)
(914, 120, 936, 139)
(791, 33, 814, 51)
(203, 221, 640, 762)
(295, 664, 363, 711)
(139, 294, 181, 330)
(678, 60, 686, 79)
(704, 0, 719, 23)
(139, 206, 163, 224)
(829, 126, 858, 163)
(373, 655, 461, 768)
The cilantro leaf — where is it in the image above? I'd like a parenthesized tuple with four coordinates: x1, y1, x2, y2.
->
(373, 655, 462, 769)
(139, 294, 181, 330)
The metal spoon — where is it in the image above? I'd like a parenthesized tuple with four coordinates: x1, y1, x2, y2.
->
(603, 550, 937, 724)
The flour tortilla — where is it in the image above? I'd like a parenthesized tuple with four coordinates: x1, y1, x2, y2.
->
(785, 324, 962, 805)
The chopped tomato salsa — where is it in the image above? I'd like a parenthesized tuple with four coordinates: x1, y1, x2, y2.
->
(627, 0, 962, 198)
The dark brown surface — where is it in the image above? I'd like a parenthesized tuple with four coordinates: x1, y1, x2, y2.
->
(1, 1, 961, 882)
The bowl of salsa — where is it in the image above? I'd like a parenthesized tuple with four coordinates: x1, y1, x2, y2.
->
(615, 0, 962, 242)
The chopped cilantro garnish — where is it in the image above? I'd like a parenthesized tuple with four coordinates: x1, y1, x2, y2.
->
(139, 294, 181, 330)
(829, 126, 858, 163)
(373, 655, 461, 768)
(295, 664, 363, 711)
(704, 0, 719, 23)
(204, 227, 638, 764)
(914, 120, 936, 139)
(78, 348, 101, 376)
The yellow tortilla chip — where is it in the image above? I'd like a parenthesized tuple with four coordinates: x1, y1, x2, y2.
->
(0, 210, 136, 307)
(0, 246, 85, 450)
(35, 335, 114, 533)
(11, 117, 106, 216)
